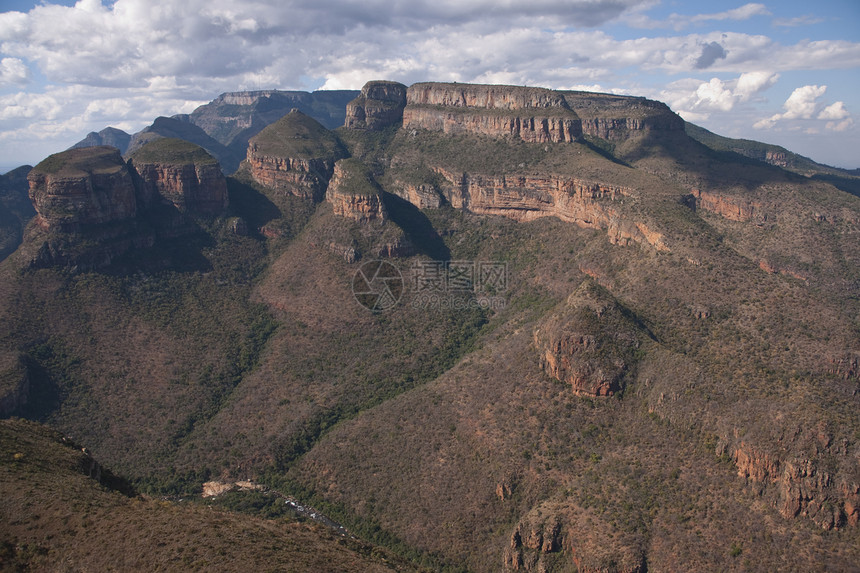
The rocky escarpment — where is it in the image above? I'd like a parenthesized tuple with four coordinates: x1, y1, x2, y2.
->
(27, 147, 138, 232)
(128, 138, 228, 214)
(22, 142, 228, 269)
(534, 280, 648, 396)
(683, 188, 767, 223)
(344, 81, 407, 131)
(245, 110, 347, 201)
(403, 83, 582, 143)
(562, 91, 685, 140)
(326, 159, 387, 223)
(432, 167, 668, 251)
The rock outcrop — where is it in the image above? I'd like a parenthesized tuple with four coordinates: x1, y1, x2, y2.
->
(326, 159, 387, 223)
(128, 138, 228, 214)
(433, 167, 668, 251)
(344, 81, 407, 130)
(504, 500, 646, 572)
(534, 281, 646, 396)
(684, 188, 767, 223)
(27, 146, 138, 232)
(246, 110, 347, 202)
(22, 142, 228, 270)
(403, 82, 582, 143)
(563, 91, 685, 140)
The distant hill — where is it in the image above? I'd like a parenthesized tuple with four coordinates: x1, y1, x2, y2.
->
(685, 122, 860, 196)
(126, 116, 241, 173)
(70, 126, 132, 154)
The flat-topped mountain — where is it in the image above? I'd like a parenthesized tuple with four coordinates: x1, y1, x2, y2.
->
(2, 80, 860, 572)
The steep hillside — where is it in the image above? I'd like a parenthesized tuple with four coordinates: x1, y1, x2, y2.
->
(1, 80, 858, 572)
(0, 418, 422, 572)
(127, 116, 240, 174)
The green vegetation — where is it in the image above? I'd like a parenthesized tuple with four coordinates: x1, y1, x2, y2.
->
(251, 110, 348, 159)
(127, 137, 219, 165)
(30, 146, 125, 176)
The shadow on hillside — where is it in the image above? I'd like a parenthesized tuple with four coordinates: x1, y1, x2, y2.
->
(622, 132, 809, 192)
(383, 192, 451, 261)
(227, 178, 282, 235)
(811, 174, 860, 198)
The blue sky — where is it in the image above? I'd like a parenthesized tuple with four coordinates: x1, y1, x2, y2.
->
(1, 0, 858, 173)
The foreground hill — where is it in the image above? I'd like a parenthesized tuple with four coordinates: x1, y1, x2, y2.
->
(1, 80, 859, 571)
(0, 418, 421, 572)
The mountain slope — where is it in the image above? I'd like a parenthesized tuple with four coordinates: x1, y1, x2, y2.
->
(0, 418, 421, 572)
(1, 80, 858, 572)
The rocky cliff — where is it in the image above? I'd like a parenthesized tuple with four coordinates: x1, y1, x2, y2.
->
(401, 83, 685, 144)
(432, 167, 668, 251)
(128, 138, 228, 214)
(344, 81, 407, 131)
(562, 91, 685, 140)
(245, 110, 347, 201)
(404, 83, 582, 143)
(534, 281, 647, 396)
(21, 142, 228, 269)
(27, 147, 138, 232)
(326, 159, 387, 223)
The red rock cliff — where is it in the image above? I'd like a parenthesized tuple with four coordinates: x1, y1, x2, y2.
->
(344, 80, 407, 130)
(404, 82, 583, 143)
(245, 110, 346, 201)
(325, 159, 387, 223)
(27, 147, 137, 232)
(128, 139, 228, 214)
(433, 167, 667, 251)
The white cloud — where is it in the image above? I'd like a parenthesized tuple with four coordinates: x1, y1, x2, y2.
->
(734, 71, 778, 101)
(781, 85, 827, 119)
(626, 2, 770, 31)
(753, 85, 855, 135)
(661, 71, 778, 121)
(818, 101, 849, 120)
(0, 57, 30, 86)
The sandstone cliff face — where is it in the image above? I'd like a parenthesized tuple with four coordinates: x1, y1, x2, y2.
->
(432, 167, 668, 251)
(344, 81, 407, 130)
(534, 281, 646, 396)
(27, 147, 137, 232)
(563, 91, 685, 141)
(130, 161, 228, 214)
(725, 439, 860, 530)
(685, 188, 767, 223)
(246, 151, 336, 201)
(404, 82, 583, 143)
(325, 159, 387, 223)
(245, 110, 346, 201)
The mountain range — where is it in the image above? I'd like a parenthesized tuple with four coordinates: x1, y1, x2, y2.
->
(1, 80, 859, 572)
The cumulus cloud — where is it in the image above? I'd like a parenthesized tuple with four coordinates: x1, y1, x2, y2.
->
(753, 85, 855, 132)
(662, 71, 778, 121)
